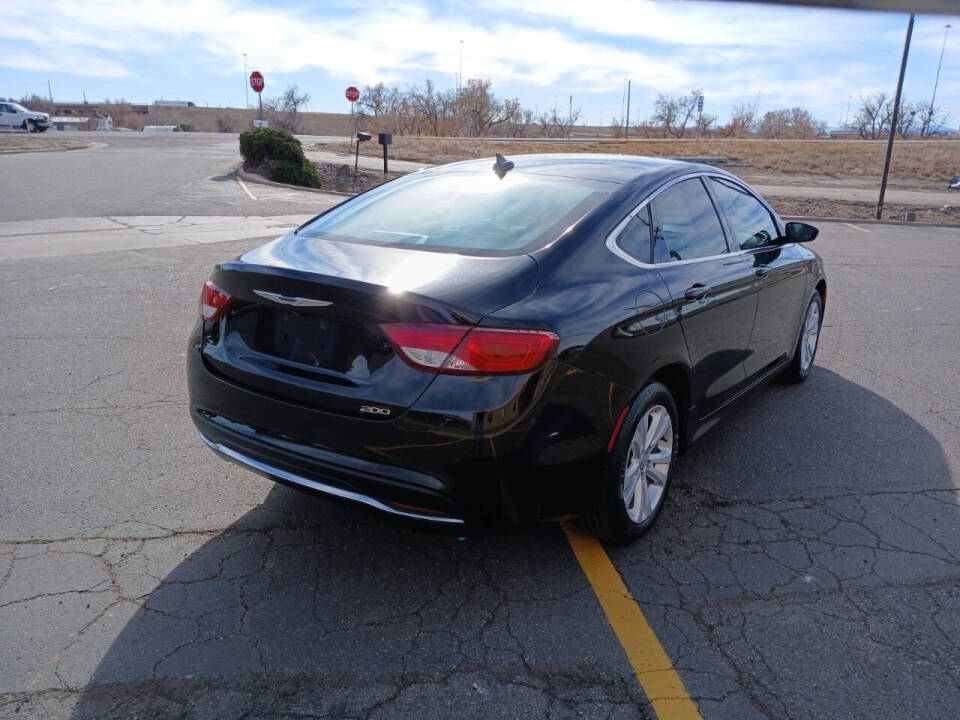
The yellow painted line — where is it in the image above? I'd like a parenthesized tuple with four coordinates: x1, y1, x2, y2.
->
(236, 177, 257, 201)
(563, 523, 702, 720)
(842, 222, 870, 233)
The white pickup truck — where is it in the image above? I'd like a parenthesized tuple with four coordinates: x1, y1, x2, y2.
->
(0, 102, 51, 132)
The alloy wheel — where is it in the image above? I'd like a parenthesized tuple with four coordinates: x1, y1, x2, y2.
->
(801, 300, 821, 372)
(621, 404, 673, 524)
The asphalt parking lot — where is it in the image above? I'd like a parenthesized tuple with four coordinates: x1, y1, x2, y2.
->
(1, 134, 959, 719)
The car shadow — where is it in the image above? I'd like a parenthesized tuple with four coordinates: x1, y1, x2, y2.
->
(67, 368, 953, 718)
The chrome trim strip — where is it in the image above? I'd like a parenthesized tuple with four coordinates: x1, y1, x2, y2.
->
(252, 289, 332, 308)
(604, 171, 781, 270)
(199, 433, 465, 525)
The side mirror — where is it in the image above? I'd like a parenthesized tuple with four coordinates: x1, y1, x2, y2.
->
(784, 221, 819, 243)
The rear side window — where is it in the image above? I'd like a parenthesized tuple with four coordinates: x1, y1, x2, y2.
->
(297, 170, 616, 256)
(709, 178, 780, 250)
(651, 178, 728, 263)
(616, 206, 653, 262)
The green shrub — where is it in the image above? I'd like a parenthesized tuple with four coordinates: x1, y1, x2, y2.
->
(269, 159, 322, 188)
(239, 128, 321, 188)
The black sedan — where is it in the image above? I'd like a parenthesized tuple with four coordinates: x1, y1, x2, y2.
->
(188, 154, 826, 542)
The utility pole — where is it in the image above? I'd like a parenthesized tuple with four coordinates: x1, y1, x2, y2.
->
(624, 79, 631, 139)
(925, 23, 952, 136)
(47, 80, 53, 103)
(877, 13, 914, 221)
(844, 95, 852, 129)
(243, 53, 248, 109)
(458, 40, 463, 96)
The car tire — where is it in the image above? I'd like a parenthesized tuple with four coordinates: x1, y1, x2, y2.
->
(782, 292, 823, 383)
(585, 381, 679, 544)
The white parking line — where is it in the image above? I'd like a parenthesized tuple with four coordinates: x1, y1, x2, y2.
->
(842, 222, 870, 233)
(236, 177, 257, 201)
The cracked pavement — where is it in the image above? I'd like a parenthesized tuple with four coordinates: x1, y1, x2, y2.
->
(1, 136, 959, 719)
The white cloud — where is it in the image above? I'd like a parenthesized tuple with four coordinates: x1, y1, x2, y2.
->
(0, 0, 690, 91)
(0, 48, 132, 77)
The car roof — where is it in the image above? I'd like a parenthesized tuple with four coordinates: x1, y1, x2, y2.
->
(423, 153, 724, 186)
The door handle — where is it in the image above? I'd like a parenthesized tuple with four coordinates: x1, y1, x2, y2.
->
(755, 265, 771, 278)
(684, 284, 710, 300)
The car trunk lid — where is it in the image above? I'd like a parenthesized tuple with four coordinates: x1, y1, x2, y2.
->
(200, 234, 538, 417)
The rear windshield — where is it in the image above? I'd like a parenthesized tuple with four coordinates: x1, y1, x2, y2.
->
(297, 170, 616, 255)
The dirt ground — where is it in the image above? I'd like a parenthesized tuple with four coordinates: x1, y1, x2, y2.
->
(314, 161, 403, 193)
(773, 197, 960, 224)
(0, 134, 91, 153)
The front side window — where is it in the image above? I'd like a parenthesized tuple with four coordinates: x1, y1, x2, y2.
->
(651, 178, 727, 263)
(709, 178, 780, 250)
(297, 170, 615, 256)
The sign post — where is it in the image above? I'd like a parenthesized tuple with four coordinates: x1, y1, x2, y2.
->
(249, 71, 265, 126)
(696, 94, 704, 140)
(378, 133, 392, 174)
(345, 87, 360, 143)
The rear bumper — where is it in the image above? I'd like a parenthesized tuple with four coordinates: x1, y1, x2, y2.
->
(195, 414, 464, 525)
(188, 333, 631, 526)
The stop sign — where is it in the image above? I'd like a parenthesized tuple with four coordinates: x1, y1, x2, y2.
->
(345, 86, 360, 102)
(249, 71, 264, 93)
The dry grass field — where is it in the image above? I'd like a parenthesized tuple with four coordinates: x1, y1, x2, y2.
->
(0, 134, 91, 153)
(335, 136, 960, 189)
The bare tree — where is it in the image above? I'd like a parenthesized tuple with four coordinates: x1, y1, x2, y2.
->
(459, 79, 509, 137)
(854, 92, 892, 139)
(895, 98, 918, 137)
(758, 106, 826, 139)
(609, 116, 624, 138)
(721, 103, 756, 137)
(409, 80, 442, 135)
(696, 113, 716, 136)
(549, 106, 582, 138)
(266, 85, 310, 133)
(358, 83, 389, 117)
(652, 90, 701, 138)
(917, 98, 950, 137)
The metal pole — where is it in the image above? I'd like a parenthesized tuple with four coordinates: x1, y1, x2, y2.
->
(383, 143, 388, 174)
(927, 23, 951, 136)
(355, 141, 360, 172)
(258, 92, 263, 122)
(624, 80, 631, 139)
(877, 13, 914, 221)
(243, 54, 248, 109)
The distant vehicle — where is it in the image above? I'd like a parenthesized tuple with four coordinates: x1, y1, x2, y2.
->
(154, 100, 196, 107)
(141, 125, 182, 133)
(188, 154, 827, 543)
(0, 101, 51, 132)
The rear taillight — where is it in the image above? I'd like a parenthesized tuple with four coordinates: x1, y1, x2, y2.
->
(381, 323, 559, 375)
(199, 280, 232, 322)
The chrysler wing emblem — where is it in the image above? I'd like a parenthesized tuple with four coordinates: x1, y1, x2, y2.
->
(253, 290, 333, 308)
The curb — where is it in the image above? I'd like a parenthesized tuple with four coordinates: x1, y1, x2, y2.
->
(236, 167, 355, 196)
(781, 215, 959, 229)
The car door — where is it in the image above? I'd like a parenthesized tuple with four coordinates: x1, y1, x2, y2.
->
(0, 104, 13, 128)
(650, 177, 758, 419)
(707, 177, 808, 380)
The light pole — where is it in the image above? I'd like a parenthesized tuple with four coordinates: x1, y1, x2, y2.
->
(926, 23, 952, 136)
(624, 79, 631, 139)
(243, 53, 248, 109)
(877, 13, 914, 220)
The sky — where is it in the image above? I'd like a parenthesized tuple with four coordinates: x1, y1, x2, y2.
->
(2, 0, 958, 129)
